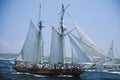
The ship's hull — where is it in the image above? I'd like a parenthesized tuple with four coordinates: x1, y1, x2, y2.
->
(13, 65, 84, 77)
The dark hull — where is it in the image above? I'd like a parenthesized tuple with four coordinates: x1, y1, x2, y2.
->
(13, 66, 84, 77)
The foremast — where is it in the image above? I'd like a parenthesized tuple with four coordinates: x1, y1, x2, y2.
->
(38, 4, 43, 31)
(37, 4, 44, 64)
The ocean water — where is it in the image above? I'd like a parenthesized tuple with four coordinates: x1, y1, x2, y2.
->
(0, 60, 120, 80)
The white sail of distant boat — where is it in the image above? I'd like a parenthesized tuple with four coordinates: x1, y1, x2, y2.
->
(18, 20, 43, 63)
(108, 41, 114, 60)
(106, 41, 120, 64)
(17, 54, 22, 61)
(106, 41, 115, 65)
(110, 42, 120, 59)
(103, 41, 120, 71)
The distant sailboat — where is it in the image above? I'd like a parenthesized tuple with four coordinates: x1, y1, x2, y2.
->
(106, 41, 120, 64)
(13, 4, 108, 77)
(107, 41, 114, 64)
(102, 41, 120, 71)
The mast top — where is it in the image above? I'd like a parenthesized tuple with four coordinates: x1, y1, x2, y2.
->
(38, 4, 41, 21)
(59, 4, 70, 34)
(60, 4, 65, 34)
(38, 4, 43, 30)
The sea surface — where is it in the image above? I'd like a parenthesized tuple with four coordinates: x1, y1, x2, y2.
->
(0, 60, 120, 80)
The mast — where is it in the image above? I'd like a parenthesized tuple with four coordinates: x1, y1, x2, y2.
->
(58, 4, 65, 64)
(38, 4, 43, 31)
(37, 4, 43, 63)
(60, 4, 65, 34)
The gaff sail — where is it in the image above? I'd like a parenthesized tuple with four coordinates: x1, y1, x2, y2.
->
(19, 20, 43, 63)
(49, 27, 62, 65)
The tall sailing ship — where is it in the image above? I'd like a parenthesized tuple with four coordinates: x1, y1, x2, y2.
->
(13, 4, 108, 77)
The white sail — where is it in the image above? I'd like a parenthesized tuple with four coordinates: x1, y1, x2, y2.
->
(106, 41, 120, 65)
(68, 34, 91, 63)
(16, 53, 22, 61)
(71, 47, 80, 64)
(108, 42, 120, 59)
(35, 30, 43, 63)
(20, 20, 43, 63)
(108, 41, 114, 59)
(70, 16, 99, 48)
(70, 33, 106, 58)
(49, 27, 61, 65)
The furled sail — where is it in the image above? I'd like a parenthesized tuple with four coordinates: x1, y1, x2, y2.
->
(68, 34, 91, 63)
(70, 33, 106, 58)
(49, 27, 62, 65)
(19, 20, 43, 63)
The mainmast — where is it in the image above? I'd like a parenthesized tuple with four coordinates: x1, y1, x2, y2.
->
(58, 4, 65, 64)
(60, 4, 65, 34)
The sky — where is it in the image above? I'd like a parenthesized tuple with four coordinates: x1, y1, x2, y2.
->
(0, 0, 120, 57)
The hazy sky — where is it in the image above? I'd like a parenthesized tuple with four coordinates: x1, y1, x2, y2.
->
(0, 0, 120, 56)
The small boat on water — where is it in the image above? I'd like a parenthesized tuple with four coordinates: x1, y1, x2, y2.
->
(13, 4, 108, 77)
(102, 42, 120, 72)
